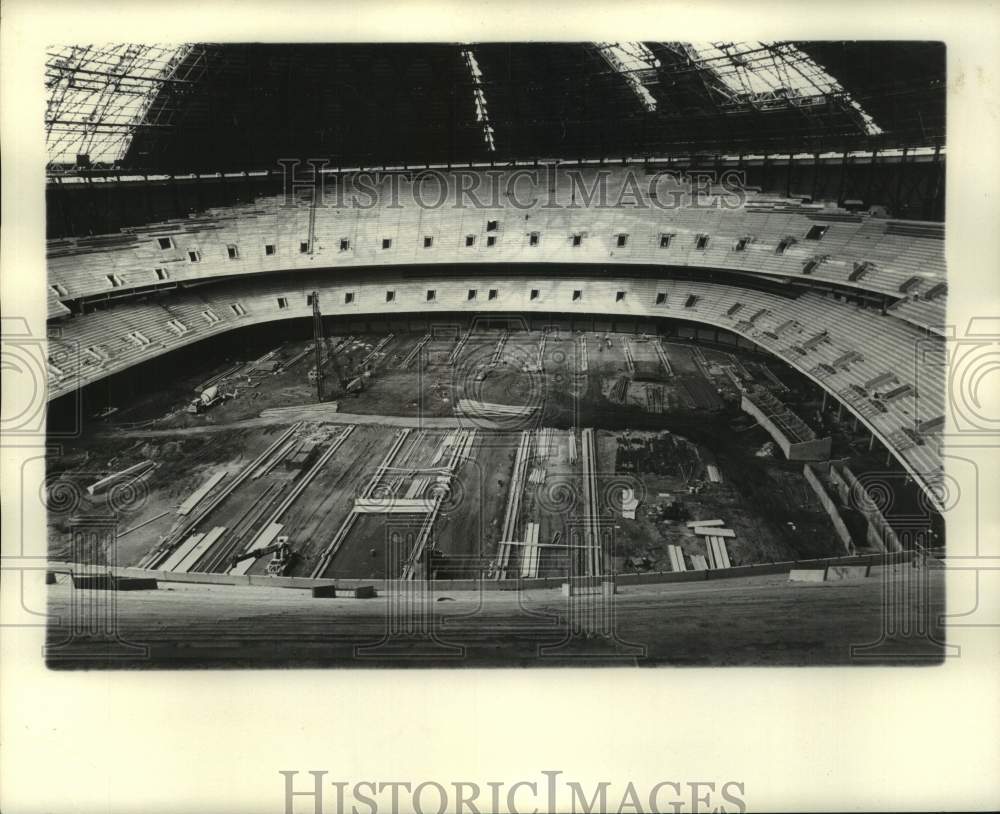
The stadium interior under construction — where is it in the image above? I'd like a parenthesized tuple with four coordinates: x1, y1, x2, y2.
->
(42, 42, 948, 667)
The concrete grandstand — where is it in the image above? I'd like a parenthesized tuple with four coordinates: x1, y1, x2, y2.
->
(43, 42, 947, 667)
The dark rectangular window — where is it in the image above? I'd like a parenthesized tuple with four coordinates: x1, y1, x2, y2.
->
(157, 237, 173, 250)
(572, 234, 582, 247)
(306, 294, 315, 306)
(685, 294, 699, 308)
(735, 237, 750, 251)
(300, 241, 309, 253)
(265, 244, 276, 256)
(659, 233, 673, 248)
(488, 289, 498, 301)
(424, 236, 433, 248)
(188, 251, 200, 262)
(486, 235, 497, 247)
(344, 292, 354, 304)
(777, 237, 794, 255)
(486, 220, 498, 232)
(386, 290, 395, 302)
(340, 239, 350, 251)
(427, 290, 436, 302)
(277, 297, 288, 309)
(616, 234, 628, 248)
(806, 225, 828, 240)
(656, 292, 667, 305)
(572, 290, 582, 301)
(529, 232, 540, 246)
(468, 289, 477, 301)
(154, 268, 168, 281)
(227, 245, 239, 259)
(616, 291, 626, 302)
(465, 235, 475, 247)
(382, 238, 392, 250)
(530, 289, 539, 300)
(695, 235, 709, 250)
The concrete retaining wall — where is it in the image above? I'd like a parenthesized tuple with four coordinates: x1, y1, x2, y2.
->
(803, 464, 855, 554)
(48, 550, 915, 593)
(740, 392, 831, 461)
(829, 463, 903, 552)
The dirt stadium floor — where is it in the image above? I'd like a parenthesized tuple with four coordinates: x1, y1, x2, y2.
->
(47, 324, 933, 581)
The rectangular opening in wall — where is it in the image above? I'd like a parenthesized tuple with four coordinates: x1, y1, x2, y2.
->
(227, 245, 239, 259)
(805, 225, 828, 240)
(231, 303, 246, 316)
(276, 297, 288, 310)
(530, 289, 539, 300)
(529, 232, 540, 246)
(157, 237, 173, 250)
(306, 294, 315, 306)
(616, 234, 628, 247)
(776, 237, 796, 254)
(424, 236, 433, 248)
(616, 291, 626, 302)
(51, 283, 69, 297)
(802, 258, 820, 275)
(201, 310, 221, 325)
(340, 238, 350, 251)
(154, 268, 168, 281)
(468, 289, 477, 301)
(659, 233, 673, 248)
(426, 290, 436, 302)
(382, 238, 392, 250)
(655, 292, 667, 305)
(486, 220, 498, 232)
(685, 294, 699, 308)
(106, 273, 123, 288)
(344, 292, 355, 304)
(465, 235, 475, 247)
(735, 237, 750, 252)
(695, 235, 709, 250)
(188, 250, 201, 263)
(488, 289, 498, 301)
(300, 241, 310, 253)
(572, 234, 583, 247)
(486, 235, 497, 247)
(573, 290, 582, 301)
(265, 244, 276, 256)
(386, 290, 395, 302)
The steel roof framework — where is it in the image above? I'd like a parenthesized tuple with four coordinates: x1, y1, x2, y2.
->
(45, 43, 208, 167)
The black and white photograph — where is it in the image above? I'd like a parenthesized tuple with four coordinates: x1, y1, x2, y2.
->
(40, 40, 950, 668)
(2, 2, 998, 812)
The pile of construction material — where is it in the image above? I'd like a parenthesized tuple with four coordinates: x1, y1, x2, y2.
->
(687, 519, 735, 569)
(86, 460, 155, 496)
(456, 399, 538, 421)
(609, 376, 630, 404)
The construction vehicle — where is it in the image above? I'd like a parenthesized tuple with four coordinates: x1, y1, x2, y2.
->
(186, 385, 235, 414)
(229, 537, 296, 576)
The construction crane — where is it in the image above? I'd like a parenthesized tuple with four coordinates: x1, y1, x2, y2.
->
(230, 540, 295, 576)
(310, 290, 364, 398)
(312, 291, 325, 402)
